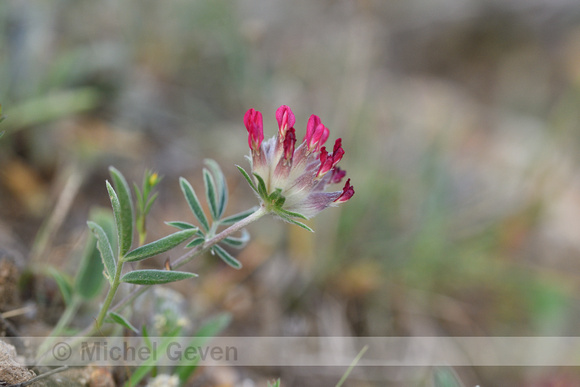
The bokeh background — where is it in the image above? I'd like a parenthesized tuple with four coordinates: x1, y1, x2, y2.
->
(3, 0, 580, 385)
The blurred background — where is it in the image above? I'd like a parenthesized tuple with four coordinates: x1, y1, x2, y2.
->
(2, 0, 580, 385)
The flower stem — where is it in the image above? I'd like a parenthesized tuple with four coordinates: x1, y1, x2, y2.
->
(94, 256, 125, 329)
(174, 205, 267, 268)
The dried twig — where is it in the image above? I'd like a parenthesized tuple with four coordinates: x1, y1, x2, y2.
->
(8, 366, 69, 387)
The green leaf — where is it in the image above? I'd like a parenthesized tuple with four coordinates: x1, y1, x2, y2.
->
(186, 237, 205, 248)
(203, 168, 219, 220)
(213, 245, 242, 269)
(276, 213, 314, 232)
(165, 221, 199, 231)
(204, 159, 228, 219)
(120, 269, 197, 285)
(105, 182, 122, 255)
(107, 311, 139, 334)
(219, 206, 259, 225)
(267, 380, 281, 387)
(75, 209, 115, 300)
(222, 229, 250, 249)
(109, 167, 134, 256)
(176, 313, 231, 383)
(142, 324, 151, 345)
(335, 345, 368, 387)
(123, 229, 197, 262)
(275, 208, 308, 220)
(87, 221, 117, 283)
(179, 177, 210, 232)
(236, 165, 258, 194)
(433, 368, 465, 387)
(46, 267, 73, 306)
(253, 172, 268, 199)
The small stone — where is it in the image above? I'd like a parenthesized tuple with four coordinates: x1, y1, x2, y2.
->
(0, 340, 35, 384)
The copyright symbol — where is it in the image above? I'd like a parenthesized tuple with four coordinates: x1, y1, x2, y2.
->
(52, 342, 72, 361)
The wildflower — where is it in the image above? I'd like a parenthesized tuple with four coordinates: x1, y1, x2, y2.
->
(239, 105, 354, 231)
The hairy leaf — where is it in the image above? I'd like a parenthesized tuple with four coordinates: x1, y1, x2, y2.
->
(107, 311, 139, 334)
(121, 269, 197, 285)
(179, 177, 210, 232)
(75, 209, 115, 299)
(222, 229, 250, 249)
(123, 229, 197, 262)
(87, 221, 117, 283)
(204, 159, 228, 218)
(236, 165, 258, 194)
(165, 221, 199, 231)
(203, 168, 219, 220)
(253, 172, 268, 199)
(275, 208, 308, 220)
(109, 167, 134, 255)
(276, 213, 314, 232)
(213, 245, 242, 269)
(186, 237, 205, 248)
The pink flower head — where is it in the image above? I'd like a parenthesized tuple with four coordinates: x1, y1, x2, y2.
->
(239, 106, 354, 228)
(244, 108, 264, 154)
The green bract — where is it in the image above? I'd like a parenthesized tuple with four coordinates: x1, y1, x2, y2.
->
(236, 165, 314, 232)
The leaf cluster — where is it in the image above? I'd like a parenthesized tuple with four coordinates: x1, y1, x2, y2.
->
(173, 160, 257, 269)
(88, 167, 197, 288)
(85, 160, 256, 332)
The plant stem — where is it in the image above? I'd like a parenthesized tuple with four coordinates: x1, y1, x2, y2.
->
(174, 205, 266, 268)
(94, 256, 125, 329)
(335, 345, 368, 387)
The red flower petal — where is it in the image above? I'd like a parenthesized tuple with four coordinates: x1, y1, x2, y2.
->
(244, 108, 264, 152)
(276, 105, 295, 140)
(283, 127, 296, 163)
(334, 179, 354, 203)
